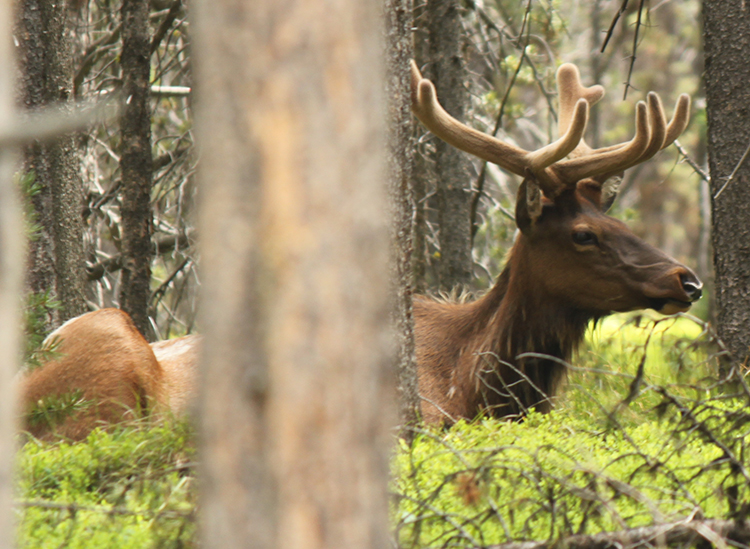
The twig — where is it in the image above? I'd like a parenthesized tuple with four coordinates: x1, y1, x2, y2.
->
(713, 137, 750, 199)
(674, 140, 710, 184)
(600, 0, 629, 53)
(0, 96, 118, 148)
(475, 519, 750, 549)
(623, 0, 647, 100)
(469, 0, 533, 239)
(16, 499, 194, 520)
(150, 0, 184, 54)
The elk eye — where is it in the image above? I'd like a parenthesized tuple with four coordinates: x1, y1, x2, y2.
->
(572, 230, 598, 246)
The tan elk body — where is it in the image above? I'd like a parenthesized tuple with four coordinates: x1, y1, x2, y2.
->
(21, 309, 200, 440)
(19, 62, 701, 439)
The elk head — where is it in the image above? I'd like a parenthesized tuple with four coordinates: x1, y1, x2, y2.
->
(410, 61, 702, 317)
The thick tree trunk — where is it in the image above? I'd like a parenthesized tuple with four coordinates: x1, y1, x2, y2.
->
(703, 0, 750, 364)
(385, 0, 420, 436)
(119, 0, 154, 339)
(17, 0, 86, 327)
(422, 0, 473, 291)
(0, 4, 23, 546)
(192, 0, 393, 546)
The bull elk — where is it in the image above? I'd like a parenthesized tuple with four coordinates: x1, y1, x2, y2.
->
(20, 62, 702, 440)
(411, 61, 702, 424)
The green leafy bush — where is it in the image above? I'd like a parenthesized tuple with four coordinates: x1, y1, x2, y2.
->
(392, 314, 746, 547)
(16, 418, 196, 549)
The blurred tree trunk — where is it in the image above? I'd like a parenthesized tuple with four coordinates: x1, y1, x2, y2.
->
(588, 0, 603, 149)
(414, 0, 472, 291)
(703, 0, 750, 365)
(119, 0, 154, 339)
(385, 0, 419, 436)
(193, 0, 393, 546)
(0, 3, 23, 546)
(17, 0, 86, 327)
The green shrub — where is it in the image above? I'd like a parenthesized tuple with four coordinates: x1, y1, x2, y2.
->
(16, 418, 196, 549)
(392, 313, 745, 547)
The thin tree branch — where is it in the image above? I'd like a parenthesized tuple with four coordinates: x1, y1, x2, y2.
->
(0, 97, 118, 148)
(714, 137, 750, 199)
(477, 519, 750, 549)
(674, 140, 710, 184)
(150, 0, 183, 55)
(622, 0, 647, 100)
(469, 0, 533, 240)
(600, 0, 629, 53)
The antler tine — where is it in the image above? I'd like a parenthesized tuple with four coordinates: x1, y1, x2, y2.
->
(664, 94, 690, 147)
(592, 92, 666, 182)
(556, 63, 604, 144)
(587, 92, 690, 183)
(411, 60, 528, 177)
(554, 101, 650, 183)
(410, 60, 589, 195)
(525, 98, 588, 171)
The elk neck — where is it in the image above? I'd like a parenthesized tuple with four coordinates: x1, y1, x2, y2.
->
(417, 234, 598, 422)
(475, 235, 596, 368)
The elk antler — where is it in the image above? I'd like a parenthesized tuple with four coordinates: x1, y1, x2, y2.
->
(410, 60, 589, 197)
(553, 63, 691, 185)
(410, 61, 691, 199)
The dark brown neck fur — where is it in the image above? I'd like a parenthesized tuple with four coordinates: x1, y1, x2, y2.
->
(414, 242, 595, 425)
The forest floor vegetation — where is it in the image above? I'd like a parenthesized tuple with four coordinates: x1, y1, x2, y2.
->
(16, 313, 745, 548)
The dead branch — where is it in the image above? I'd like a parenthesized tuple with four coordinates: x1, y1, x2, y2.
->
(478, 519, 750, 549)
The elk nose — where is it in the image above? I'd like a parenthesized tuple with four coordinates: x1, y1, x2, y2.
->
(680, 273, 703, 302)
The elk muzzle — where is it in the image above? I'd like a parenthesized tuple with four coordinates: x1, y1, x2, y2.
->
(650, 268, 703, 315)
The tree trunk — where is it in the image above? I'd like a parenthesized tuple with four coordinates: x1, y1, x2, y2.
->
(414, 0, 473, 291)
(385, 0, 420, 437)
(119, 0, 154, 339)
(17, 0, 86, 327)
(0, 4, 23, 546)
(192, 0, 394, 546)
(703, 0, 750, 364)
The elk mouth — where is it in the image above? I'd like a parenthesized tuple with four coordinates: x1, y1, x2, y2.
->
(648, 297, 693, 315)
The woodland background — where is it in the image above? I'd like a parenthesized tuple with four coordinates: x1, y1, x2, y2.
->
(0, 0, 749, 548)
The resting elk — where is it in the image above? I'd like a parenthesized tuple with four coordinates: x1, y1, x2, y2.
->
(411, 61, 702, 424)
(20, 308, 201, 440)
(20, 62, 702, 440)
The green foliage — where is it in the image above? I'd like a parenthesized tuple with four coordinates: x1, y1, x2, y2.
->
(25, 390, 91, 433)
(22, 290, 60, 371)
(18, 170, 43, 242)
(18, 169, 62, 369)
(17, 419, 197, 549)
(392, 315, 745, 547)
(394, 411, 724, 547)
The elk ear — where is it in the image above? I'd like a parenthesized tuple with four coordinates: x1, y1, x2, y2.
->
(516, 173, 542, 234)
(600, 174, 623, 212)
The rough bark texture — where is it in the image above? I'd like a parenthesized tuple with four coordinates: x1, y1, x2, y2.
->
(0, 4, 22, 546)
(414, 0, 473, 291)
(119, 0, 153, 339)
(385, 0, 420, 436)
(703, 0, 750, 364)
(17, 0, 86, 327)
(192, 0, 393, 547)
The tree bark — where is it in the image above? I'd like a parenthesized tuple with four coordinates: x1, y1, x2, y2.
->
(385, 0, 420, 437)
(192, 0, 394, 546)
(417, 0, 473, 291)
(17, 0, 86, 327)
(703, 0, 750, 364)
(0, 3, 23, 546)
(119, 0, 154, 339)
